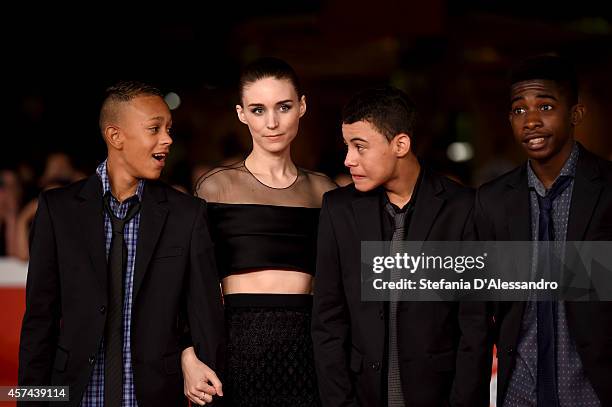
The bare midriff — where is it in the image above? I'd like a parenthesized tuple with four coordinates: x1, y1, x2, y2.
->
(222, 269, 313, 294)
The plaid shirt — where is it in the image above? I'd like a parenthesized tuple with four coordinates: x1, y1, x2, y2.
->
(80, 160, 144, 407)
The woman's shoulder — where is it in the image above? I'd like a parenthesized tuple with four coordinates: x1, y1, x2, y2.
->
(300, 168, 338, 195)
(194, 162, 246, 200)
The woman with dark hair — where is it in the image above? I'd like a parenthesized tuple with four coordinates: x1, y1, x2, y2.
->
(182, 57, 336, 406)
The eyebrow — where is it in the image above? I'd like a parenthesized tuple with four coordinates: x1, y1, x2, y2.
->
(349, 137, 369, 143)
(536, 93, 558, 101)
(247, 100, 294, 108)
(511, 93, 558, 104)
(146, 116, 166, 122)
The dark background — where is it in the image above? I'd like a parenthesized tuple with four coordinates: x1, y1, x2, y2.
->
(5, 1, 612, 190)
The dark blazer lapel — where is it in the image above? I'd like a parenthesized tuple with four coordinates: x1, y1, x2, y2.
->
(567, 146, 603, 241)
(76, 175, 108, 292)
(504, 166, 531, 242)
(406, 168, 444, 241)
(133, 181, 168, 300)
(351, 189, 383, 242)
(350, 188, 386, 369)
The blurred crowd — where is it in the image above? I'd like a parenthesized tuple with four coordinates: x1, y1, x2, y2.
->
(0, 152, 87, 261)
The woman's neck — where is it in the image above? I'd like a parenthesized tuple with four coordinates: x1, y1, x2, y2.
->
(245, 147, 296, 178)
(245, 147, 298, 188)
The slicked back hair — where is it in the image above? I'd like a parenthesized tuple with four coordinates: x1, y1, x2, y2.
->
(238, 57, 302, 104)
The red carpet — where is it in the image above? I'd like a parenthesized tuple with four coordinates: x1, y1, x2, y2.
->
(0, 288, 24, 406)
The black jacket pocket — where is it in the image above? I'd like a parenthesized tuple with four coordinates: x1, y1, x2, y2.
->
(163, 351, 181, 375)
(430, 350, 456, 372)
(153, 247, 184, 260)
(349, 347, 363, 373)
(53, 346, 69, 372)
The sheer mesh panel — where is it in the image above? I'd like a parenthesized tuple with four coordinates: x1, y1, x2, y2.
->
(195, 160, 337, 208)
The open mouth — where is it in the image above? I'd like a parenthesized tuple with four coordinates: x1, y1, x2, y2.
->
(523, 135, 549, 149)
(152, 153, 167, 161)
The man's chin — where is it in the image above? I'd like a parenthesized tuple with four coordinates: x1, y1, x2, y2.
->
(137, 170, 163, 181)
(523, 137, 574, 163)
(523, 145, 556, 163)
(353, 180, 380, 192)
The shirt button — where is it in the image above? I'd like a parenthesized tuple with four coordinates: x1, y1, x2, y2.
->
(371, 361, 381, 371)
(379, 309, 384, 320)
(99, 305, 106, 314)
(88, 355, 96, 365)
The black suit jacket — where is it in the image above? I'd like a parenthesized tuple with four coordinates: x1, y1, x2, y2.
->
(312, 168, 491, 407)
(474, 144, 612, 406)
(18, 175, 224, 407)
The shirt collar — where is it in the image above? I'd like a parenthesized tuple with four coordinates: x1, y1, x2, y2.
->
(96, 159, 145, 203)
(527, 141, 579, 196)
(382, 167, 423, 214)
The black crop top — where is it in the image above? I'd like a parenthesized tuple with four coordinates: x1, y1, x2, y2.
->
(207, 203, 320, 278)
(195, 161, 337, 278)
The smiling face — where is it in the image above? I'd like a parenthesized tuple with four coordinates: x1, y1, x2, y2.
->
(107, 94, 173, 180)
(509, 79, 583, 164)
(236, 76, 306, 154)
(342, 120, 400, 192)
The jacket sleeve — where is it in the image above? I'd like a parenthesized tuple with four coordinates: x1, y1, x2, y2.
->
(473, 188, 495, 241)
(187, 200, 225, 372)
(311, 194, 357, 406)
(451, 299, 493, 407)
(451, 190, 494, 406)
(18, 192, 61, 389)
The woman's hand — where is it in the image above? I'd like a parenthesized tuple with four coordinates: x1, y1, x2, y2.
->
(181, 346, 223, 405)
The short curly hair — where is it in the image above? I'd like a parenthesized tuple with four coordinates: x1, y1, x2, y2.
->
(510, 55, 579, 105)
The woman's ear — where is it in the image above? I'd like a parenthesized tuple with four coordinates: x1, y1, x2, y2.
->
(299, 95, 307, 118)
(236, 104, 248, 124)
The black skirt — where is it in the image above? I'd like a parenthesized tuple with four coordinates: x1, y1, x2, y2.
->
(224, 294, 321, 407)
